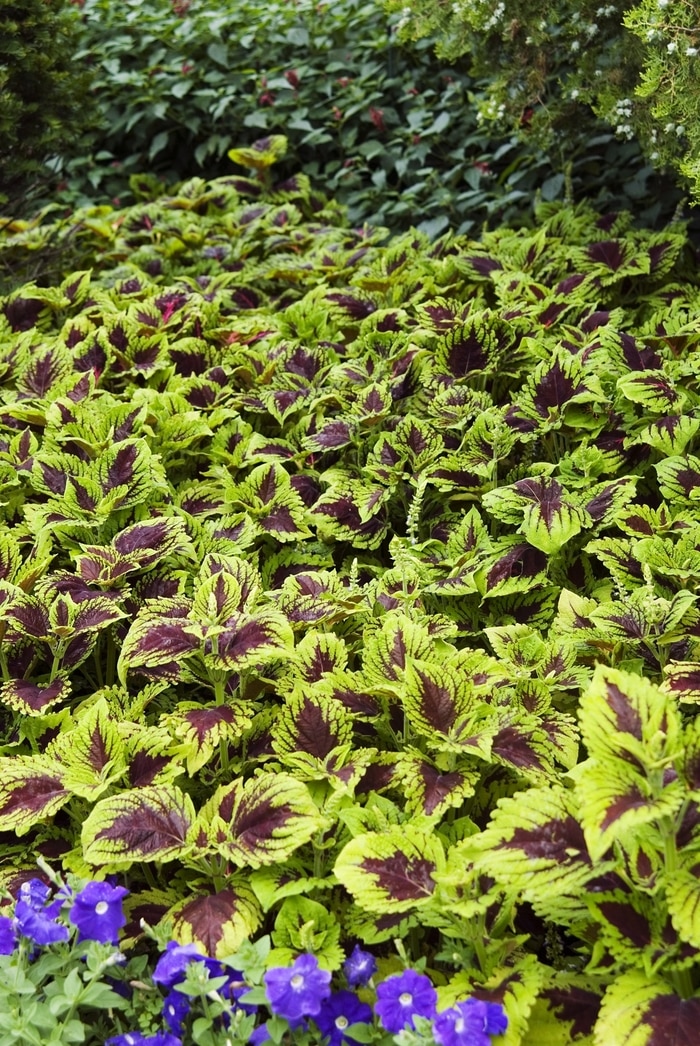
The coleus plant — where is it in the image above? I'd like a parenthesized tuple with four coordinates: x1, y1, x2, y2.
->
(1, 139, 700, 1042)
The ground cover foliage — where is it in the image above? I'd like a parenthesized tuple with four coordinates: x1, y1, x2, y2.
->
(2, 140, 700, 1042)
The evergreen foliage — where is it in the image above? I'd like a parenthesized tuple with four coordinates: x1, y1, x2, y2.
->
(0, 0, 95, 213)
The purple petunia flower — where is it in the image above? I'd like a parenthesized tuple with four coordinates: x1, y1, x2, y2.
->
(69, 881, 129, 945)
(105, 1033, 182, 1046)
(433, 998, 508, 1046)
(374, 969, 437, 1034)
(152, 941, 220, 988)
(315, 989, 373, 1046)
(248, 1024, 273, 1046)
(0, 915, 16, 955)
(263, 954, 331, 1021)
(14, 900, 69, 946)
(343, 945, 377, 987)
(162, 988, 190, 1035)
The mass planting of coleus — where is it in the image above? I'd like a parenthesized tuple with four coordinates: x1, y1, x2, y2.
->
(1, 136, 700, 1043)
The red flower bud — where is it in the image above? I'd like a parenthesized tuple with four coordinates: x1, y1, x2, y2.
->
(285, 69, 300, 88)
(259, 91, 275, 106)
(369, 106, 386, 132)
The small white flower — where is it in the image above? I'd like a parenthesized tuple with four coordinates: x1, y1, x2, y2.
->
(686, 46, 699, 56)
(570, 89, 580, 99)
(667, 40, 678, 53)
(677, 124, 685, 136)
(570, 40, 581, 52)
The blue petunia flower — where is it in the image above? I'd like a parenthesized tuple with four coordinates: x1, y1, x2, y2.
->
(433, 998, 508, 1046)
(263, 954, 331, 1022)
(69, 881, 129, 945)
(152, 941, 220, 988)
(105, 1032, 182, 1046)
(374, 969, 437, 1034)
(343, 945, 377, 987)
(14, 899, 69, 946)
(0, 914, 16, 954)
(315, 989, 373, 1046)
(18, 878, 63, 919)
(162, 988, 191, 1035)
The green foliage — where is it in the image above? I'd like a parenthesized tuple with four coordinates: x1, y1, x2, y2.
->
(44, 0, 680, 236)
(3, 147, 700, 1039)
(0, 0, 96, 213)
(386, 0, 700, 204)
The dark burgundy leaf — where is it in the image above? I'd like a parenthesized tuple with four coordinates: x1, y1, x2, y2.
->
(4, 297, 43, 332)
(39, 461, 69, 495)
(418, 763, 465, 815)
(587, 240, 626, 270)
(641, 992, 700, 1043)
(412, 667, 458, 731)
(0, 773, 67, 818)
(172, 890, 241, 956)
(360, 851, 436, 902)
(505, 814, 590, 865)
(183, 706, 237, 743)
(532, 361, 582, 416)
(492, 725, 546, 771)
(2, 679, 66, 714)
(486, 544, 547, 589)
(92, 793, 191, 856)
(542, 986, 600, 1038)
(596, 900, 651, 947)
(128, 752, 171, 787)
(291, 697, 339, 758)
(103, 444, 138, 491)
(605, 681, 642, 739)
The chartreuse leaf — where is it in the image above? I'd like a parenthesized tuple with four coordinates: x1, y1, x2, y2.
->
(395, 748, 480, 819)
(664, 847, 700, 951)
(362, 612, 434, 693)
(402, 659, 497, 757)
(0, 754, 70, 834)
(200, 772, 321, 868)
(483, 476, 590, 554)
(270, 896, 343, 971)
(81, 784, 197, 864)
(161, 701, 253, 775)
(572, 667, 685, 861)
(520, 972, 600, 1046)
(118, 600, 199, 683)
(577, 665, 683, 767)
(470, 785, 608, 921)
(595, 971, 700, 1046)
(166, 879, 262, 959)
(271, 687, 353, 761)
(47, 697, 127, 799)
(228, 135, 288, 169)
(0, 677, 71, 716)
(249, 861, 329, 913)
(334, 824, 445, 914)
(655, 454, 700, 503)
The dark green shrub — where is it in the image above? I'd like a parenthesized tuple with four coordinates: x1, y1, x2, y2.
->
(55, 0, 682, 235)
(0, 0, 96, 214)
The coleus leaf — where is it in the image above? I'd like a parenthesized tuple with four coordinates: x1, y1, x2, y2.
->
(204, 607, 294, 671)
(474, 539, 549, 597)
(167, 881, 262, 959)
(0, 755, 71, 834)
(470, 784, 607, 921)
(483, 476, 589, 554)
(334, 824, 445, 914)
(362, 612, 435, 692)
(270, 895, 345, 971)
(201, 772, 321, 868)
(290, 630, 348, 684)
(162, 701, 252, 775)
(0, 677, 71, 716)
(395, 749, 480, 819)
(118, 599, 199, 683)
(595, 971, 700, 1046)
(82, 784, 197, 865)
(616, 371, 681, 414)
(271, 688, 354, 761)
(47, 697, 127, 800)
(587, 888, 688, 969)
(655, 454, 700, 503)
